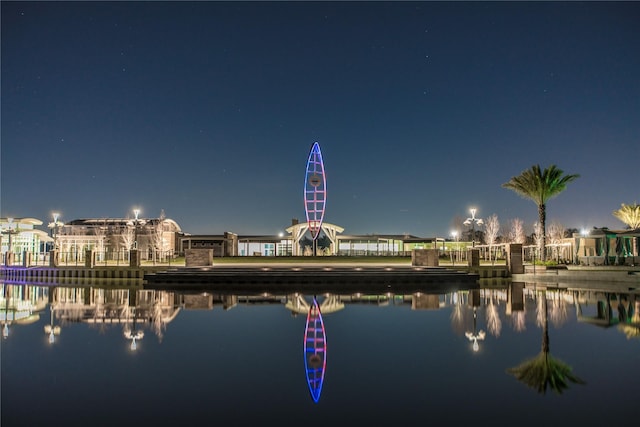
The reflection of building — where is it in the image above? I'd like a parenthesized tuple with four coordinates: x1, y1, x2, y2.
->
(412, 294, 442, 310)
(50, 287, 180, 326)
(1, 284, 49, 338)
(285, 294, 344, 315)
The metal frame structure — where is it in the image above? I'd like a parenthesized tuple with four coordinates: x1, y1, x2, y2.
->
(304, 297, 327, 403)
(304, 142, 327, 248)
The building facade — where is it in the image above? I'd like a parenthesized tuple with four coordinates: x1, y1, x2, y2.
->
(56, 217, 183, 263)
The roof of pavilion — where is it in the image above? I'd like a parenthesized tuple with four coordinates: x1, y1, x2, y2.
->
(66, 218, 182, 232)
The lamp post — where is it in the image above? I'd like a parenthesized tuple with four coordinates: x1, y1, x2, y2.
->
(133, 209, 141, 250)
(451, 230, 459, 265)
(51, 212, 63, 250)
(4, 218, 19, 265)
(7, 218, 14, 253)
(47, 213, 64, 266)
(0, 223, 5, 259)
(463, 208, 484, 248)
(53, 213, 59, 249)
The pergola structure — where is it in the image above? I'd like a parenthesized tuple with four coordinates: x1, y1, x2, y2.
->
(286, 221, 344, 256)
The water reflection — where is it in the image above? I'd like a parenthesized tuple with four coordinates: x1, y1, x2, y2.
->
(507, 289, 586, 394)
(303, 297, 327, 403)
(2, 280, 640, 402)
(1, 283, 47, 339)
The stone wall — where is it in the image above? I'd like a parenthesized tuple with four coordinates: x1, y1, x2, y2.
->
(467, 249, 480, 267)
(185, 249, 213, 267)
(411, 249, 439, 266)
(506, 243, 524, 274)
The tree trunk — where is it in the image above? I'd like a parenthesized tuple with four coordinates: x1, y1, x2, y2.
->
(539, 203, 547, 262)
(541, 292, 549, 354)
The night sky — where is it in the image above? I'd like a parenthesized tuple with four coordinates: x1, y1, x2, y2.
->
(2, 1, 639, 237)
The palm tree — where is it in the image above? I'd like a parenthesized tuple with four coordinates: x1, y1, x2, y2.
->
(502, 165, 580, 262)
(613, 202, 640, 229)
(506, 290, 585, 394)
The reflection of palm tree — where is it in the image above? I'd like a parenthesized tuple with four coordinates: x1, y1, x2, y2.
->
(507, 290, 585, 394)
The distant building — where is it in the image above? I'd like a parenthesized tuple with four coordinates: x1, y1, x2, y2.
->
(56, 217, 182, 262)
(0, 217, 51, 262)
(179, 221, 447, 257)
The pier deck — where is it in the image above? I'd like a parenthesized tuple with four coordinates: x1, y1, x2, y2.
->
(143, 265, 480, 294)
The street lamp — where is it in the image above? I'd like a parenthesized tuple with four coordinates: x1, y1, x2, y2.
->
(463, 208, 484, 248)
(133, 209, 141, 250)
(6, 218, 14, 253)
(451, 230, 459, 265)
(48, 212, 64, 250)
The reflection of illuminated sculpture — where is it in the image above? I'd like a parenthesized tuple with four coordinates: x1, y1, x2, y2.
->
(44, 306, 61, 344)
(304, 297, 327, 403)
(465, 307, 486, 352)
(304, 142, 326, 256)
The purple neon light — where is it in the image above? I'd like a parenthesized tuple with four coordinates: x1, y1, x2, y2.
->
(303, 297, 327, 403)
(304, 142, 326, 240)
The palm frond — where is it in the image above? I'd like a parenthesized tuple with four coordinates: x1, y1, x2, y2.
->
(613, 202, 640, 229)
(507, 352, 585, 394)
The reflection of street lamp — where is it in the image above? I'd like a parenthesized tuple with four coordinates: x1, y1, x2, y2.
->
(44, 305, 61, 344)
(2, 287, 11, 339)
(465, 307, 486, 352)
(463, 208, 484, 248)
(124, 308, 144, 351)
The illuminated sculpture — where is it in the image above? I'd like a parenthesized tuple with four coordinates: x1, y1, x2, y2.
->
(304, 142, 326, 255)
(304, 297, 327, 403)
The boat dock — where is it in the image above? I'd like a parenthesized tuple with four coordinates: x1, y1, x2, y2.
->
(142, 265, 480, 294)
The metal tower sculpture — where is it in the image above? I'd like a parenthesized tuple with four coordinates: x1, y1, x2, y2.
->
(304, 142, 326, 255)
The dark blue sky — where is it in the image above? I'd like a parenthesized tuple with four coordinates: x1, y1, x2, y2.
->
(2, 1, 639, 236)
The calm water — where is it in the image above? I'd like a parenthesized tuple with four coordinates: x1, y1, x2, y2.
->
(1, 280, 638, 427)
